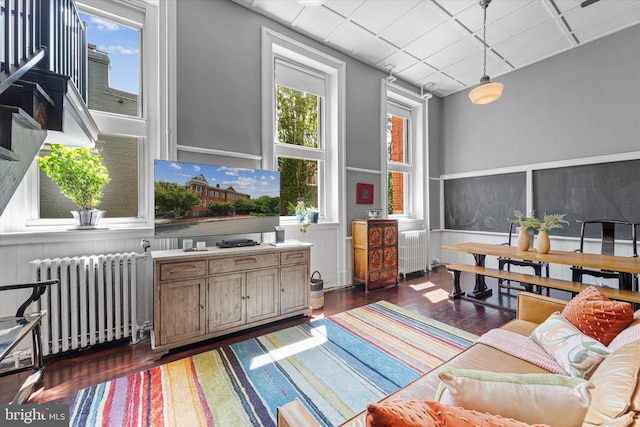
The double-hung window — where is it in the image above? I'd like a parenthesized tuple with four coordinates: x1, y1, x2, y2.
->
(1, 0, 164, 237)
(262, 28, 345, 225)
(386, 101, 412, 216)
(384, 83, 427, 221)
(274, 58, 325, 216)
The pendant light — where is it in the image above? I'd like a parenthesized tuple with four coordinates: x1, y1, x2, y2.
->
(468, 0, 504, 105)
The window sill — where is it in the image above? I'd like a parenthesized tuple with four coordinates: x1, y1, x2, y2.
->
(0, 225, 154, 246)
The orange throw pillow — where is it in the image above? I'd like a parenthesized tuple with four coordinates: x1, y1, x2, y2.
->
(562, 286, 633, 346)
(366, 400, 438, 427)
(365, 400, 549, 427)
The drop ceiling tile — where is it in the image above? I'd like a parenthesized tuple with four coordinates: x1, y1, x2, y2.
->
(564, 2, 640, 34)
(397, 62, 437, 82)
(454, 0, 534, 34)
(425, 37, 480, 70)
(378, 50, 421, 73)
(379, 2, 447, 48)
(356, 38, 399, 64)
(443, 52, 511, 86)
(483, 2, 555, 45)
(572, 8, 640, 43)
(561, 1, 638, 28)
(254, 0, 303, 23)
(326, 21, 374, 52)
(294, 5, 345, 40)
(418, 72, 466, 97)
(495, 20, 573, 68)
(324, 0, 365, 18)
(432, 0, 476, 18)
(350, 0, 421, 34)
(404, 22, 466, 60)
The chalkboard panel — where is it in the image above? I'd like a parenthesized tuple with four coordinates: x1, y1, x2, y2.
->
(444, 173, 526, 232)
(533, 159, 640, 239)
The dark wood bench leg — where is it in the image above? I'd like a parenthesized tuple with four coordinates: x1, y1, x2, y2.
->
(449, 270, 465, 299)
(468, 254, 492, 299)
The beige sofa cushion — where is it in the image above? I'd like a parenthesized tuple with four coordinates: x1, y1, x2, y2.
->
(436, 368, 592, 427)
(583, 340, 640, 426)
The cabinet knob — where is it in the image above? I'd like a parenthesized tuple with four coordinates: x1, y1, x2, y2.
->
(200, 304, 204, 309)
(241, 296, 246, 300)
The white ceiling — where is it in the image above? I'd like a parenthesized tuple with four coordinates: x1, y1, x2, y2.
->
(231, 0, 640, 97)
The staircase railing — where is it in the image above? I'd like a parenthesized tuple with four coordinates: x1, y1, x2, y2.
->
(1, 0, 86, 99)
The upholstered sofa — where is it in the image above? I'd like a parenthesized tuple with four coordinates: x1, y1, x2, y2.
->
(331, 290, 640, 427)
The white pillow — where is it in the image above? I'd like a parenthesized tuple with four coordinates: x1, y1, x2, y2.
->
(437, 368, 592, 427)
(531, 312, 611, 378)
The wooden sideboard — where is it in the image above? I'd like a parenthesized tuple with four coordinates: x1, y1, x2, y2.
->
(151, 243, 311, 360)
(352, 219, 399, 292)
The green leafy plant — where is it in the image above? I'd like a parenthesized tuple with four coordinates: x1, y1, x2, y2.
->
(536, 213, 569, 231)
(38, 144, 110, 210)
(296, 203, 318, 233)
(512, 210, 539, 230)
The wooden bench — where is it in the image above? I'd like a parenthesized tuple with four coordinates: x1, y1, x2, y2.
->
(446, 263, 640, 305)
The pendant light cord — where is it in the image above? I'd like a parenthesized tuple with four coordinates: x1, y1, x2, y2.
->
(482, 1, 488, 78)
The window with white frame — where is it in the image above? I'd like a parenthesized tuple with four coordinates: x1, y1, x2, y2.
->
(275, 58, 324, 216)
(0, 0, 164, 234)
(384, 84, 426, 220)
(262, 28, 345, 224)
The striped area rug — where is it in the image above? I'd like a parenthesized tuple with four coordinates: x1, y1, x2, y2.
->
(69, 301, 477, 427)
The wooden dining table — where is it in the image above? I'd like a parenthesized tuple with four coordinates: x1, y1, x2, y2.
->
(443, 242, 640, 299)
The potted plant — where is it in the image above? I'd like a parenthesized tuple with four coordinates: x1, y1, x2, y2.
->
(534, 213, 568, 254)
(512, 210, 539, 251)
(294, 200, 307, 223)
(306, 206, 319, 224)
(38, 144, 110, 227)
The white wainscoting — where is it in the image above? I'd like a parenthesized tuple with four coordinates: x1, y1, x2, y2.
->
(281, 222, 343, 290)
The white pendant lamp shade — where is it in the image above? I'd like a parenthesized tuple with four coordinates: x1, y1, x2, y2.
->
(469, 77, 504, 105)
(470, 0, 503, 105)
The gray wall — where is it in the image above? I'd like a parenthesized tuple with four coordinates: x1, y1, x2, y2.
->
(176, 0, 403, 232)
(177, 2, 387, 173)
(441, 24, 640, 175)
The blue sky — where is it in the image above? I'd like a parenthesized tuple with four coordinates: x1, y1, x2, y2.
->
(155, 160, 281, 198)
(80, 13, 139, 94)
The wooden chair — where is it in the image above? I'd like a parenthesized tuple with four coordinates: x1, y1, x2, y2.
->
(0, 280, 58, 404)
(571, 220, 639, 291)
(497, 220, 549, 293)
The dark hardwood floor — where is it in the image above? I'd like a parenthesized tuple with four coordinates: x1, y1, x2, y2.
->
(1, 266, 523, 407)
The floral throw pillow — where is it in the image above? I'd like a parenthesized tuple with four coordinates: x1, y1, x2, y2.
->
(531, 312, 611, 378)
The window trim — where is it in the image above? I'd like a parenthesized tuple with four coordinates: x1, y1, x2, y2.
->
(261, 27, 345, 225)
(382, 81, 428, 221)
(0, 0, 175, 242)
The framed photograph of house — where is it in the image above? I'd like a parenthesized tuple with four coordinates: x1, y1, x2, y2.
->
(356, 183, 374, 204)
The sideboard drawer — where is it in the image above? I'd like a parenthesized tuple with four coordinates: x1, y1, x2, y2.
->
(211, 253, 279, 274)
(159, 260, 207, 281)
(280, 249, 309, 265)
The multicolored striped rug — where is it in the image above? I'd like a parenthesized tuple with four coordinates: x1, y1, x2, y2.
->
(69, 301, 477, 427)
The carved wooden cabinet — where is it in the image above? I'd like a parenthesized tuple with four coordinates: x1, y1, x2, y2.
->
(152, 244, 311, 360)
(352, 219, 398, 292)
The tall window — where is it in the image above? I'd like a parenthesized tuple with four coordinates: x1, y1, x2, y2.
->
(275, 69, 323, 215)
(1, 0, 165, 237)
(263, 29, 345, 224)
(39, 11, 141, 220)
(35, 3, 149, 225)
(383, 83, 427, 222)
(386, 101, 412, 216)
